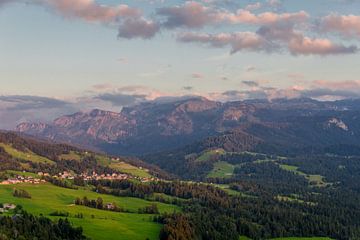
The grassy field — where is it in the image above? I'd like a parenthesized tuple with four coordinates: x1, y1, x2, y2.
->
(94, 154, 152, 178)
(214, 184, 256, 198)
(59, 151, 82, 161)
(95, 154, 112, 166)
(0, 183, 180, 240)
(279, 164, 329, 187)
(207, 161, 235, 178)
(196, 149, 225, 162)
(109, 162, 152, 178)
(0, 143, 54, 165)
(276, 195, 316, 206)
(3, 170, 40, 178)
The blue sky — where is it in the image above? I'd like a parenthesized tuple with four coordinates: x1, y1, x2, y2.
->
(1, 0, 360, 128)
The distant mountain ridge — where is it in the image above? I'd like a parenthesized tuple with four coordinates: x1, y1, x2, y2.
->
(16, 97, 360, 155)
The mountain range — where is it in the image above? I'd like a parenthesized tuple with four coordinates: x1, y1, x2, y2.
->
(16, 97, 360, 157)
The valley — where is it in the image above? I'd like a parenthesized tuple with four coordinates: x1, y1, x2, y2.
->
(2, 98, 360, 239)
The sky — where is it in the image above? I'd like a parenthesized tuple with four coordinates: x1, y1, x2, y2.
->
(1, 0, 360, 129)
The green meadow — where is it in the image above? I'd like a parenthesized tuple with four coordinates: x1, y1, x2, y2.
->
(207, 161, 235, 178)
(59, 151, 83, 161)
(196, 149, 225, 162)
(109, 161, 152, 178)
(95, 154, 152, 178)
(0, 183, 180, 240)
(279, 164, 329, 187)
(0, 143, 54, 165)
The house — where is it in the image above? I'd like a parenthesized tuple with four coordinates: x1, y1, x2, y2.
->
(105, 203, 115, 210)
(0, 203, 17, 213)
(3, 203, 16, 210)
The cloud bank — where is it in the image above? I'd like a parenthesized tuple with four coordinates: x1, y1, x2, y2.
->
(3, 79, 360, 129)
(3, 0, 360, 55)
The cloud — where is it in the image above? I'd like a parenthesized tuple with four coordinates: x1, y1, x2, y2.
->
(177, 31, 272, 54)
(244, 2, 262, 11)
(267, 0, 282, 7)
(118, 18, 160, 39)
(300, 88, 360, 99)
(258, 23, 358, 55)
(191, 73, 204, 79)
(117, 58, 128, 63)
(183, 86, 194, 91)
(157, 1, 219, 29)
(288, 36, 357, 55)
(95, 93, 146, 106)
(208, 79, 360, 102)
(0, 95, 78, 130)
(245, 65, 257, 72)
(170, 7, 357, 56)
(0, 95, 70, 111)
(320, 14, 360, 38)
(157, 1, 307, 29)
(3, 0, 158, 40)
(242, 80, 259, 87)
(219, 10, 308, 25)
(312, 79, 360, 90)
(92, 83, 114, 90)
(93, 85, 171, 101)
(0, 0, 12, 7)
(178, 21, 357, 56)
(43, 0, 141, 23)
(288, 73, 304, 79)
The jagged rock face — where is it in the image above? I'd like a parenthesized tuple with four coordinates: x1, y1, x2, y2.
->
(17, 109, 135, 144)
(326, 118, 349, 131)
(16, 122, 49, 133)
(15, 97, 360, 155)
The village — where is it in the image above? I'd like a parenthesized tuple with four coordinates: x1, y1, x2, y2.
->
(0, 170, 159, 186)
(0, 175, 45, 185)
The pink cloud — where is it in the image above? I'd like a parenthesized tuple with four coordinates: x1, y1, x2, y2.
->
(288, 36, 357, 55)
(244, 2, 262, 11)
(158, 1, 308, 29)
(177, 32, 270, 54)
(321, 14, 360, 38)
(220, 10, 309, 25)
(178, 26, 357, 56)
(312, 80, 360, 90)
(191, 73, 204, 79)
(45, 0, 141, 23)
(118, 18, 160, 39)
(157, 1, 219, 28)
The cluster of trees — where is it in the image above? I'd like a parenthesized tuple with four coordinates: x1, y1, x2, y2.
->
(93, 179, 227, 205)
(74, 196, 124, 213)
(138, 204, 159, 214)
(49, 211, 70, 217)
(45, 177, 78, 190)
(154, 213, 195, 240)
(0, 131, 77, 161)
(13, 189, 31, 199)
(0, 208, 86, 240)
